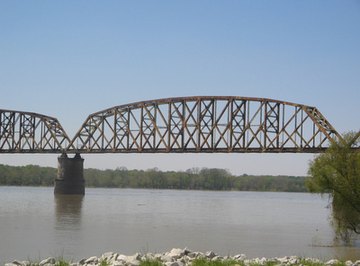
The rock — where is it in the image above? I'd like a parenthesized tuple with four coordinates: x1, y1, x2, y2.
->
(116, 254, 128, 262)
(326, 259, 341, 265)
(129, 253, 142, 261)
(289, 256, 300, 264)
(174, 261, 185, 266)
(260, 257, 268, 264)
(5, 250, 357, 266)
(183, 248, 191, 256)
(40, 257, 56, 266)
(6, 262, 25, 266)
(161, 255, 173, 263)
(187, 252, 197, 259)
(211, 256, 223, 261)
(277, 256, 290, 264)
(168, 248, 185, 259)
(84, 256, 98, 264)
(314, 258, 323, 263)
(267, 258, 278, 265)
(143, 253, 155, 261)
(233, 254, 246, 261)
(126, 253, 142, 266)
(100, 252, 119, 265)
(126, 258, 141, 266)
(205, 251, 216, 259)
(154, 253, 163, 261)
(249, 257, 268, 265)
(179, 256, 190, 264)
(165, 261, 184, 266)
(101, 251, 117, 260)
(78, 258, 87, 265)
(13, 261, 30, 266)
(345, 260, 353, 266)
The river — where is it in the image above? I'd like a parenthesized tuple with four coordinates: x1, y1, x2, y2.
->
(0, 187, 359, 264)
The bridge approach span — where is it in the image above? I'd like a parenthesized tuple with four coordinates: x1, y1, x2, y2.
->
(69, 96, 340, 154)
(0, 109, 71, 153)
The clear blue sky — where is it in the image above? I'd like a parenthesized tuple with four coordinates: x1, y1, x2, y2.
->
(1, 1, 359, 175)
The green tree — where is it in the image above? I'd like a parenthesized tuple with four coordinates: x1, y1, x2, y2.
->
(307, 132, 360, 242)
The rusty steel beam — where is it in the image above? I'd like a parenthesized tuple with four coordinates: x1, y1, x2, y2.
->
(68, 96, 341, 153)
(0, 109, 72, 153)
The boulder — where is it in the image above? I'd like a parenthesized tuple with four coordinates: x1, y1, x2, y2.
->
(168, 248, 185, 259)
(205, 251, 216, 259)
(116, 254, 128, 262)
(6, 262, 25, 266)
(165, 261, 184, 266)
(326, 259, 341, 265)
(126, 253, 142, 266)
(126, 258, 141, 266)
(212, 256, 224, 261)
(100, 252, 119, 265)
(288, 256, 300, 265)
(84, 256, 98, 264)
(233, 254, 246, 261)
(161, 255, 173, 263)
(345, 260, 353, 266)
(39, 257, 56, 266)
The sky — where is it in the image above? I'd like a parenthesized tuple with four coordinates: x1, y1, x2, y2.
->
(0, 1, 359, 176)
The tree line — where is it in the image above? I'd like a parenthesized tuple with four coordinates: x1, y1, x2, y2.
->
(0, 164, 307, 192)
(307, 131, 360, 242)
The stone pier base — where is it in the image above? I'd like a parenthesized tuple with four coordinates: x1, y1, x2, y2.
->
(54, 153, 85, 195)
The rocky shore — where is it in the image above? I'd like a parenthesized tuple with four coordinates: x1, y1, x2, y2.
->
(5, 248, 360, 266)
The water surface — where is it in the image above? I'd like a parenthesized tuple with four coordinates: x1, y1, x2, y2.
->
(0, 187, 359, 264)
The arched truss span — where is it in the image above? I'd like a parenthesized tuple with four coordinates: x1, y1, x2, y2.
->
(0, 109, 71, 153)
(69, 96, 341, 153)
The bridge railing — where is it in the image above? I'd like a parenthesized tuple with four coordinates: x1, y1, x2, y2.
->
(68, 96, 341, 153)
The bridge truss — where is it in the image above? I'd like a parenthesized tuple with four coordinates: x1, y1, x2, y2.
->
(70, 96, 341, 153)
(0, 109, 71, 153)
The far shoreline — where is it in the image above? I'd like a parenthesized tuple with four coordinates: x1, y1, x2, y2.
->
(0, 164, 309, 192)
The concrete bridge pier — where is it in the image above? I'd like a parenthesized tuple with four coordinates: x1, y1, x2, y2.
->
(54, 153, 85, 195)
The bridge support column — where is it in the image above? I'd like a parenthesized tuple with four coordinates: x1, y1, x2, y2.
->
(54, 153, 85, 195)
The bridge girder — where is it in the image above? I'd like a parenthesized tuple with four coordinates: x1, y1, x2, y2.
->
(68, 96, 341, 153)
(0, 109, 71, 153)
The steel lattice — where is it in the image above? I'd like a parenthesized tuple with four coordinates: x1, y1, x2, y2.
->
(69, 96, 341, 153)
(0, 109, 71, 153)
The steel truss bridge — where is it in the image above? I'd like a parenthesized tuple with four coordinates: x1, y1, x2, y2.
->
(0, 96, 344, 154)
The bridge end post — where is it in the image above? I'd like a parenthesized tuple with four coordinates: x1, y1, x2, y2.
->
(54, 153, 85, 195)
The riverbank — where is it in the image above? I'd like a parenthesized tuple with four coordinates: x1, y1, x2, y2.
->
(5, 249, 360, 266)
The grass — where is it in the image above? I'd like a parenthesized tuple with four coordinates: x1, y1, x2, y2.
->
(140, 258, 163, 266)
(54, 259, 70, 266)
(99, 258, 111, 266)
(192, 258, 245, 266)
(247, 262, 278, 266)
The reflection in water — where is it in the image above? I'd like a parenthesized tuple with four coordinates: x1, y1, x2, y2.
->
(54, 194, 84, 231)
